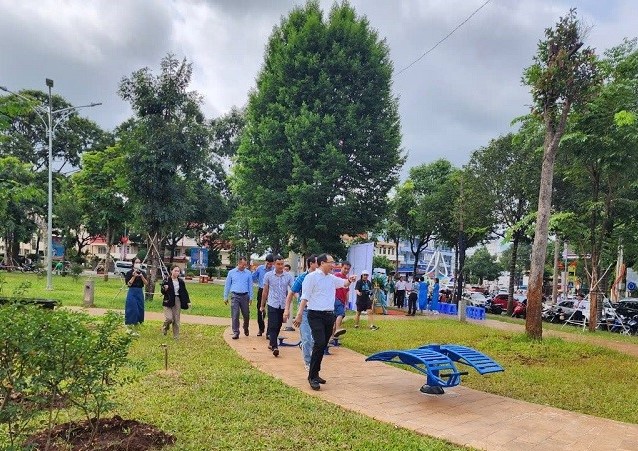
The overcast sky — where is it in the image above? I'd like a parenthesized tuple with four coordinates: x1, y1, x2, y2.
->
(1, 0, 636, 175)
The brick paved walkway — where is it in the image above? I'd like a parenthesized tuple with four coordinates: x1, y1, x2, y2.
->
(75, 307, 638, 450)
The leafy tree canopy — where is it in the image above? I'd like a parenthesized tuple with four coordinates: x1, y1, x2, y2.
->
(233, 0, 403, 257)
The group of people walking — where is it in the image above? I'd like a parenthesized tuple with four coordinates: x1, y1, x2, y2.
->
(123, 253, 398, 392)
(225, 253, 381, 391)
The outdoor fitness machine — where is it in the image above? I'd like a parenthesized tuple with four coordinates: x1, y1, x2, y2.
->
(366, 344, 503, 395)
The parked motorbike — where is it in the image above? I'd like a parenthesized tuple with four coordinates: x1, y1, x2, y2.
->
(484, 299, 503, 315)
(512, 300, 527, 318)
(542, 306, 563, 323)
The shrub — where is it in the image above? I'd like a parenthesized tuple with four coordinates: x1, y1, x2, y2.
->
(0, 306, 135, 446)
(70, 263, 84, 281)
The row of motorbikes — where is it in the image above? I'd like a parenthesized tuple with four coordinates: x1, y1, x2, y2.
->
(541, 303, 638, 335)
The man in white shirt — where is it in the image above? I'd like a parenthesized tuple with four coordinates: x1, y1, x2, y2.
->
(295, 253, 355, 390)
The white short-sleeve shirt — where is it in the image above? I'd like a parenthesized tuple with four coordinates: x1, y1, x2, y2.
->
(300, 269, 348, 311)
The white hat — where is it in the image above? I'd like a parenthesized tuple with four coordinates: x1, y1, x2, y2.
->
(361, 270, 370, 275)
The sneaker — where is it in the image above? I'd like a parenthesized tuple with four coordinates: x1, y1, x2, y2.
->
(334, 328, 346, 338)
(232, 334, 239, 340)
(257, 331, 263, 337)
(308, 378, 320, 391)
(304, 363, 310, 371)
(161, 325, 168, 336)
(370, 325, 379, 330)
(268, 344, 273, 350)
(315, 376, 326, 384)
(354, 324, 359, 329)
(272, 348, 279, 357)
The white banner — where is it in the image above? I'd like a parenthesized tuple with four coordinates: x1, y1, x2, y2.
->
(346, 242, 374, 310)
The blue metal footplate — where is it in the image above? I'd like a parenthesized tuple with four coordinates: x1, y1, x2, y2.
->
(366, 343, 503, 395)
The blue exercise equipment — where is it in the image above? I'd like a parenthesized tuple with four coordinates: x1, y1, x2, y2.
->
(366, 343, 503, 394)
(277, 336, 301, 347)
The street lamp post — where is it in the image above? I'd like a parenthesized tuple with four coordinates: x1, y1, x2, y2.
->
(0, 80, 100, 290)
(46, 79, 54, 292)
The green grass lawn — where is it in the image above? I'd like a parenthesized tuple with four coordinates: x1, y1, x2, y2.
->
(4, 273, 638, 433)
(110, 323, 465, 450)
(342, 316, 638, 423)
(0, 271, 233, 317)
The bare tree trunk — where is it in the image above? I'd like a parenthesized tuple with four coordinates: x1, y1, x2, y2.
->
(589, 252, 599, 332)
(507, 235, 520, 315)
(394, 238, 400, 273)
(103, 225, 111, 282)
(146, 234, 160, 301)
(552, 237, 560, 304)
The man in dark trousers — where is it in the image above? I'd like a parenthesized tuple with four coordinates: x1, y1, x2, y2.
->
(261, 255, 294, 357)
(252, 254, 274, 336)
(299, 254, 355, 390)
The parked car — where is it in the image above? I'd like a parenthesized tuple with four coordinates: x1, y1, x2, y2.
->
(615, 298, 638, 318)
(114, 260, 133, 275)
(467, 292, 489, 307)
(491, 293, 526, 311)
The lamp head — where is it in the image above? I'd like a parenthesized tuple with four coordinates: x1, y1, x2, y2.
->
(45, 78, 54, 88)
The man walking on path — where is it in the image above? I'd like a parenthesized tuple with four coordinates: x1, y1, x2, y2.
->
(261, 255, 294, 357)
(223, 257, 253, 339)
(297, 254, 355, 390)
(332, 261, 351, 338)
(284, 255, 318, 370)
(252, 254, 274, 336)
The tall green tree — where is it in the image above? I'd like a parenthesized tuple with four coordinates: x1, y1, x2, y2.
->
(437, 168, 495, 302)
(464, 247, 502, 284)
(393, 160, 455, 277)
(72, 145, 131, 279)
(466, 130, 541, 313)
(522, 9, 601, 339)
(554, 38, 638, 327)
(233, 1, 403, 258)
(0, 156, 45, 265)
(0, 90, 107, 172)
(118, 54, 215, 296)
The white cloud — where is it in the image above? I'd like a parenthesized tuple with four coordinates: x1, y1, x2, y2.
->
(1, 0, 635, 172)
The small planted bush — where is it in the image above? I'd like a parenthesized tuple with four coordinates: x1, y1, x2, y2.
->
(0, 305, 135, 447)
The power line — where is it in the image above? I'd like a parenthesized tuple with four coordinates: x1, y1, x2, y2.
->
(396, 0, 493, 75)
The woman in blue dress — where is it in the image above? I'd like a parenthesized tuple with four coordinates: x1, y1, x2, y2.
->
(124, 257, 147, 335)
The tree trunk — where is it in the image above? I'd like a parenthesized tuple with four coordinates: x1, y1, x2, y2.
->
(103, 225, 111, 282)
(507, 235, 520, 315)
(526, 134, 559, 339)
(146, 234, 160, 301)
(551, 236, 560, 304)
(456, 232, 466, 305)
(588, 251, 599, 332)
(394, 238, 400, 273)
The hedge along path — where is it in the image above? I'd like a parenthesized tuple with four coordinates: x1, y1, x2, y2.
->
(70, 307, 638, 451)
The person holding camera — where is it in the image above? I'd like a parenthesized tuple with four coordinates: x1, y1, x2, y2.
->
(124, 257, 148, 335)
(161, 265, 191, 340)
(354, 270, 378, 330)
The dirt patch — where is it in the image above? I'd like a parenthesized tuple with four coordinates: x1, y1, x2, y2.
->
(24, 415, 176, 450)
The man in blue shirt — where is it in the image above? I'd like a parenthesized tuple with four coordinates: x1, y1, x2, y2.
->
(261, 255, 294, 357)
(224, 257, 253, 339)
(252, 254, 274, 336)
(284, 255, 317, 370)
